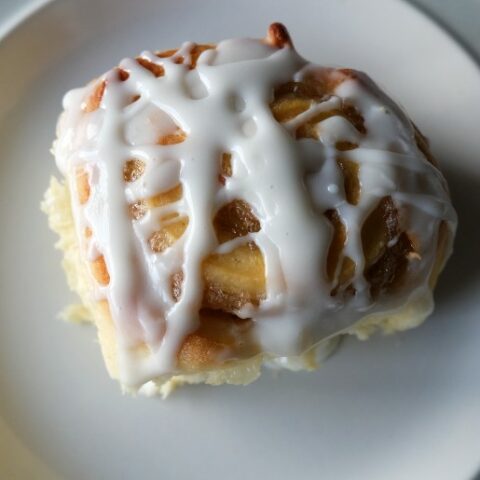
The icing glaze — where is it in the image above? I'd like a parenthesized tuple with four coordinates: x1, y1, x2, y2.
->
(52, 25, 457, 387)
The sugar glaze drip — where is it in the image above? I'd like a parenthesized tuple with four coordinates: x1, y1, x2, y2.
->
(53, 25, 456, 386)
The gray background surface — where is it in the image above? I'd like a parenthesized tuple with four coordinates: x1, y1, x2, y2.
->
(0, 0, 480, 62)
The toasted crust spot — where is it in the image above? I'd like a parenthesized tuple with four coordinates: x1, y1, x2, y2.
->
(130, 94, 141, 104)
(155, 45, 214, 68)
(171, 270, 184, 302)
(75, 167, 90, 205)
(301, 68, 357, 96)
(90, 255, 110, 285)
(335, 141, 359, 151)
(136, 57, 165, 77)
(177, 333, 224, 370)
(83, 80, 106, 113)
(123, 158, 146, 182)
(155, 48, 178, 58)
(189, 45, 215, 69)
(117, 68, 130, 81)
(129, 200, 147, 220)
(266, 22, 292, 48)
(157, 129, 187, 145)
(220, 153, 233, 179)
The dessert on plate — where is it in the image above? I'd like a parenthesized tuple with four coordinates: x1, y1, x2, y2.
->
(42, 23, 457, 396)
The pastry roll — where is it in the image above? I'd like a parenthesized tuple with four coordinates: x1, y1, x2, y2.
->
(42, 23, 457, 396)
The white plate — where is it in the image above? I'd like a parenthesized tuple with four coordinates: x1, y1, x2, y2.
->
(1, 0, 479, 478)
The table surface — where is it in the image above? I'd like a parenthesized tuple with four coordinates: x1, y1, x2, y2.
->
(0, 0, 480, 63)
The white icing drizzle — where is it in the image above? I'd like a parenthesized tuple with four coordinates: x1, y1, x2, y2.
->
(53, 28, 457, 387)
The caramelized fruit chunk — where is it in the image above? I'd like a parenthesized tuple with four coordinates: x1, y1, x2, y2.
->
(270, 82, 318, 122)
(149, 217, 189, 253)
(271, 96, 312, 122)
(361, 196, 416, 297)
(213, 200, 261, 244)
(324, 209, 347, 282)
(129, 185, 182, 220)
(295, 104, 366, 140)
(331, 256, 356, 297)
(148, 184, 183, 208)
(337, 158, 361, 205)
(362, 196, 398, 266)
(270, 75, 366, 139)
(202, 243, 266, 311)
(365, 232, 415, 298)
(335, 141, 359, 151)
(178, 309, 257, 371)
